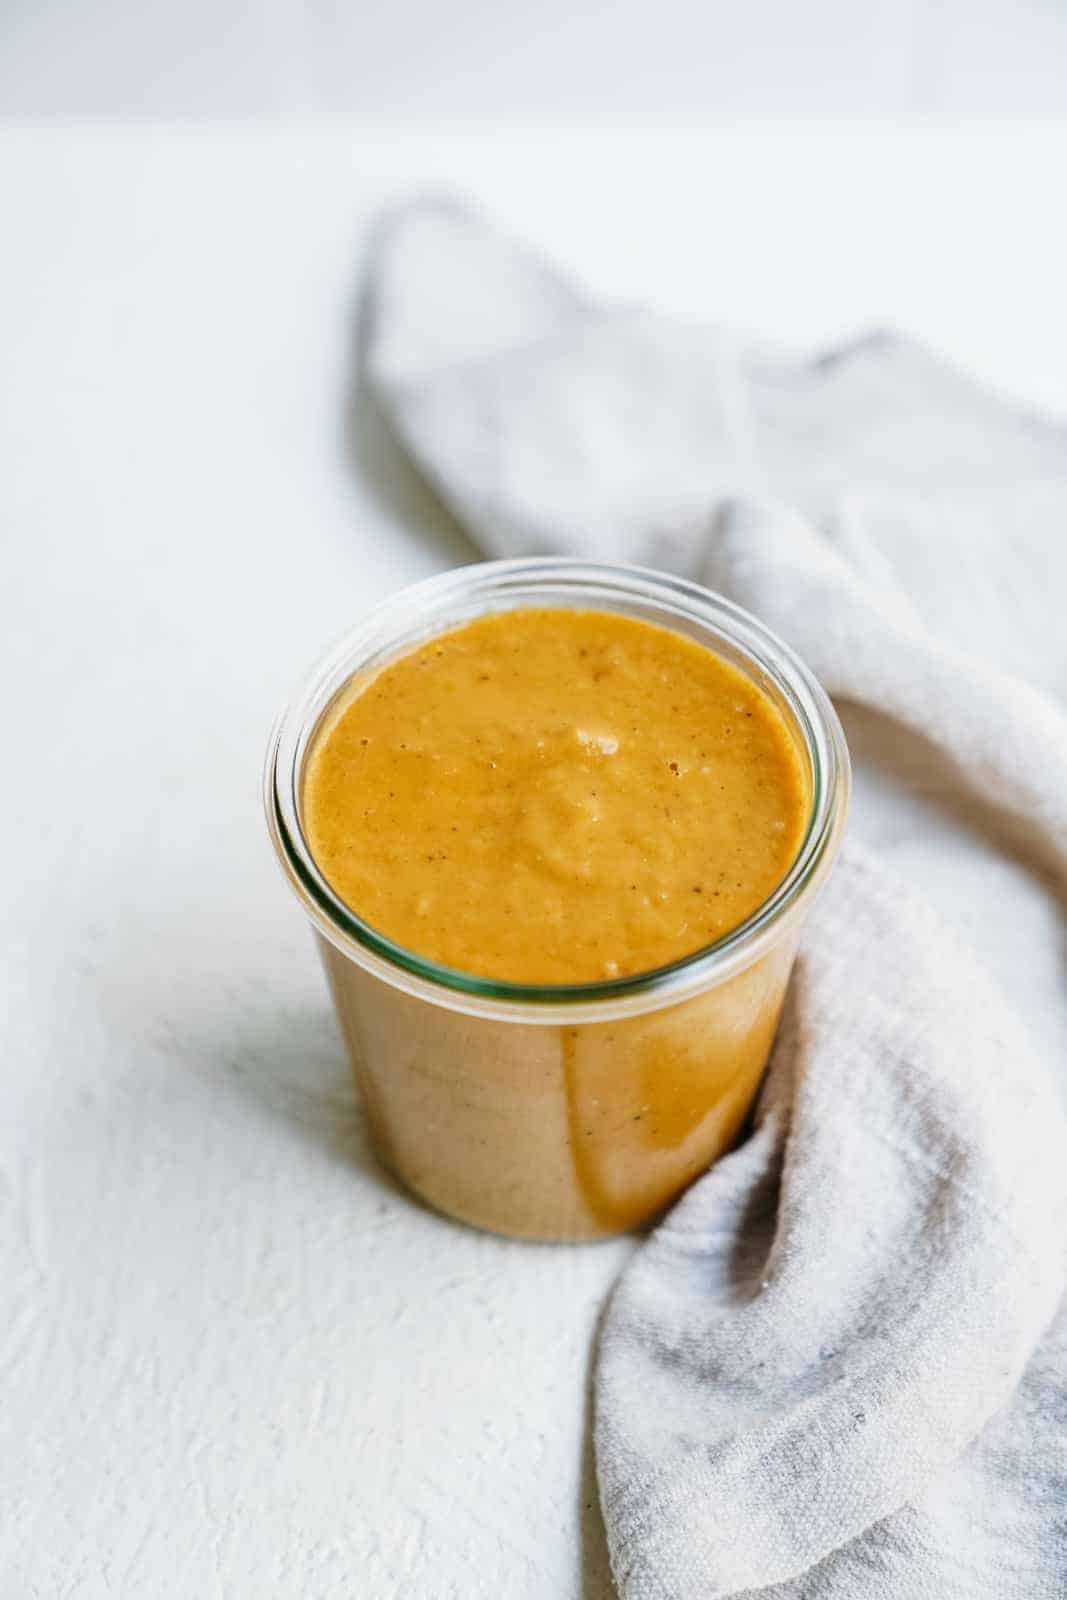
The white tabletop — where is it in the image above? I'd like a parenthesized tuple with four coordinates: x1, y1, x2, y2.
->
(3, 123, 1067, 1598)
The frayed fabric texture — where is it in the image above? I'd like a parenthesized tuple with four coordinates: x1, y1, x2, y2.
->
(364, 199, 1067, 1598)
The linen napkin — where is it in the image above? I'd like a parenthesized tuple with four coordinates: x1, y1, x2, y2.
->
(362, 199, 1067, 1597)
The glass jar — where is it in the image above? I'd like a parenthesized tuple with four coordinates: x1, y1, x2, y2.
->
(265, 559, 849, 1241)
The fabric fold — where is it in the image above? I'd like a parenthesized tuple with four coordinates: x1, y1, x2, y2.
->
(363, 197, 1067, 1598)
(598, 849, 1067, 1598)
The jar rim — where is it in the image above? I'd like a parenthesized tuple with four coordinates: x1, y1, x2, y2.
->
(264, 558, 850, 1023)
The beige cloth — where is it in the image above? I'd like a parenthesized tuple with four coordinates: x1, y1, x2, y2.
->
(364, 198, 1067, 1597)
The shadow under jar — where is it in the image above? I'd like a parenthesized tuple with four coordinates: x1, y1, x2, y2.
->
(265, 559, 849, 1242)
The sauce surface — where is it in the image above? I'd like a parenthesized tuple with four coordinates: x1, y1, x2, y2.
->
(303, 607, 809, 984)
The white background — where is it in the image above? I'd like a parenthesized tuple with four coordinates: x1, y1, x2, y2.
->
(3, 0, 1067, 119)
(3, 7, 1067, 1599)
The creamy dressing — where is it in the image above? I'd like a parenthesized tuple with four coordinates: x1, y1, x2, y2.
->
(303, 607, 809, 985)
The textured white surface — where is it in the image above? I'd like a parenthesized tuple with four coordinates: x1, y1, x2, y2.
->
(3, 125, 1067, 1598)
